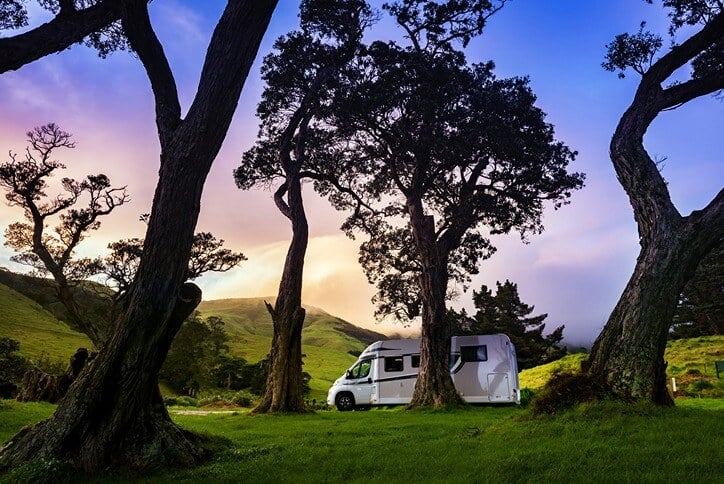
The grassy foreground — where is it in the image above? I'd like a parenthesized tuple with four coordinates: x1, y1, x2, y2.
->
(1, 399, 722, 482)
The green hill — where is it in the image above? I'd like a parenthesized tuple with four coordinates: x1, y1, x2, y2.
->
(197, 298, 387, 399)
(0, 282, 92, 363)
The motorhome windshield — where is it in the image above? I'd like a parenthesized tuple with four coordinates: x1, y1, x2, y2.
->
(348, 359, 372, 379)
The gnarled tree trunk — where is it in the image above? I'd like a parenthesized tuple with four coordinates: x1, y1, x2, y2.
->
(255, 175, 308, 413)
(408, 209, 464, 408)
(0, 0, 277, 473)
(585, 13, 724, 404)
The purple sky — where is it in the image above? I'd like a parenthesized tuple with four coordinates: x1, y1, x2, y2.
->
(0, 1, 721, 345)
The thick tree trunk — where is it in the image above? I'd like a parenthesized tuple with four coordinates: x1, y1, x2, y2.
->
(0, 282, 203, 473)
(408, 208, 464, 408)
(585, 224, 710, 404)
(254, 176, 308, 413)
(0, 0, 277, 473)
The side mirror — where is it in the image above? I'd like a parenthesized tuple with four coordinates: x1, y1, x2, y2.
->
(346, 370, 352, 379)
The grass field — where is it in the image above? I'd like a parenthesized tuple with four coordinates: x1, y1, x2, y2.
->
(0, 399, 722, 482)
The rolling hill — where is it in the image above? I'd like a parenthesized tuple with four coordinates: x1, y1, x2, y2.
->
(0, 270, 386, 400)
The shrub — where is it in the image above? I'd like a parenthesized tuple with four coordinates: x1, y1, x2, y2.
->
(199, 394, 228, 406)
(231, 390, 255, 407)
(531, 371, 607, 415)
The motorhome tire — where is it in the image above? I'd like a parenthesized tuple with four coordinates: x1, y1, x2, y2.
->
(336, 393, 355, 411)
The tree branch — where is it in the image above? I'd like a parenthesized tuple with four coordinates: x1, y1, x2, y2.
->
(643, 11, 724, 89)
(122, 0, 181, 145)
(0, 1, 122, 74)
(658, 69, 724, 110)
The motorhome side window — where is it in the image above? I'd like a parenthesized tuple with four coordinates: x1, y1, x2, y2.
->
(384, 356, 404, 372)
(411, 355, 420, 368)
(349, 359, 372, 379)
(461, 345, 488, 362)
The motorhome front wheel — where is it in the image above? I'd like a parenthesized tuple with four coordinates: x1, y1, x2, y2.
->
(335, 393, 355, 411)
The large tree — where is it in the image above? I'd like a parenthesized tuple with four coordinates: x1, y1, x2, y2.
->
(584, 0, 724, 404)
(0, 0, 277, 473)
(0, 123, 129, 346)
(0, 0, 131, 73)
(454, 280, 566, 369)
(315, 0, 583, 407)
(234, 0, 372, 413)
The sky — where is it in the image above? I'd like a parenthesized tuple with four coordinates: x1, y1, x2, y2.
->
(0, 1, 721, 346)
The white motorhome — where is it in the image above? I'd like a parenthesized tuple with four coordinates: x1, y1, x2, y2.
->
(327, 334, 520, 410)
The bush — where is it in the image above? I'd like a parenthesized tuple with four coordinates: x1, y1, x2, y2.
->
(199, 394, 228, 406)
(231, 390, 255, 407)
(531, 371, 607, 415)
(34, 352, 67, 375)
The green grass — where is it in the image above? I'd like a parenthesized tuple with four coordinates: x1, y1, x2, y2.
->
(0, 283, 91, 363)
(665, 335, 724, 378)
(1, 399, 722, 482)
(519, 353, 588, 390)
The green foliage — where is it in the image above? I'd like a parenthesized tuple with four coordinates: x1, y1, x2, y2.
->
(455, 280, 567, 369)
(197, 391, 258, 408)
(231, 390, 256, 408)
(0, 337, 32, 394)
(160, 313, 231, 396)
(671, 242, 723, 339)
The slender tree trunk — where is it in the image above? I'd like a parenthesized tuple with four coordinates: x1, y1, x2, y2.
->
(55, 281, 107, 347)
(0, 0, 277, 473)
(408, 207, 464, 408)
(254, 176, 308, 413)
(584, 23, 724, 404)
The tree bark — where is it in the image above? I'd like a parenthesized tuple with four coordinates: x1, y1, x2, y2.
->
(585, 13, 724, 404)
(0, 0, 277, 473)
(408, 205, 464, 407)
(254, 175, 308, 413)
